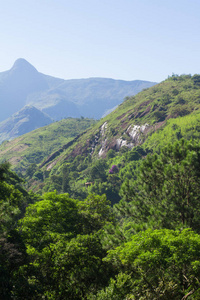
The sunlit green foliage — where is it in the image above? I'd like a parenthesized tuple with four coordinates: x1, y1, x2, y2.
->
(104, 228, 200, 299)
(0, 117, 96, 174)
(144, 112, 200, 151)
(119, 139, 200, 232)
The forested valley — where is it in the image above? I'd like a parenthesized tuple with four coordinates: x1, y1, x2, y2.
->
(2, 75, 200, 299)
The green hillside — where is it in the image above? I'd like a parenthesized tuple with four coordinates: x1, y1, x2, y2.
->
(2, 74, 200, 299)
(1, 74, 200, 200)
(0, 117, 96, 174)
(28, 75, 200, 194)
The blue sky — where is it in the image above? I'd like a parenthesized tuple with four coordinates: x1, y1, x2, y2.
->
(1, 0, 200, 82)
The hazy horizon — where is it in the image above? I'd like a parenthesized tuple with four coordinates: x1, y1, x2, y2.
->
(1, 0, 200, 82)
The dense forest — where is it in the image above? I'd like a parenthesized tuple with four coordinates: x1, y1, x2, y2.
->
(2, 140, 200, 299)
(2, 75, 200, 299)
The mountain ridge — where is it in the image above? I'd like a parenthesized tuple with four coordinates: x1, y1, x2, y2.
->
(0, 58, 157, 122)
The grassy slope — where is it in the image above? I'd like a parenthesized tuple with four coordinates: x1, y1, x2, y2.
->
(0, 118, 97, 173)
(143, 112, 200, 151)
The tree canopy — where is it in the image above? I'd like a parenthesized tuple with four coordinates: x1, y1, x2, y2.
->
(2, 138, 200, 298)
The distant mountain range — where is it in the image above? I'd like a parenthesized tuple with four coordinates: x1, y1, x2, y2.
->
(0, 58, 157, 120)
(0, 106, 53, 144)
(0, 58, 157, 142)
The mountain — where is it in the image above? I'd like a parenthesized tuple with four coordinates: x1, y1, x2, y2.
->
(0, 59, 50, 121)
(0, 105, 53, 144)
(0, 58, 157, 122)
(1, 73, 200, 198)
(39, 77, 157, 120)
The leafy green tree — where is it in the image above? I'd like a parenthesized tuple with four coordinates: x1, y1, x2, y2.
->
(78, 193, 114, 233)
(19, 191, 80, 251)
(47, 174, 62, 191)
(107, 149, 116, 159)
(0, 163, 36, 299)
(0, 231, 30, 300)
(18, 192, 113, 298)
(192, 74, 200, 85)
(62, 164, 70, 193)
(88, 272, 132, 300)
(88, 176, 121, 206)
(33, 169, 43, 181)
(25, 163, 37, 178)
(0, 162, 31, 234)
(120, 139, 200, 231)
(42, 234, 109, 299)
(104, 228, 200, 299)
(18, 191, 81, 297)
(89, 159, 107, 181)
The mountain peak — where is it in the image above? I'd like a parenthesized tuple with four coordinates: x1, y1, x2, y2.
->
(11, 58, 38, 73)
